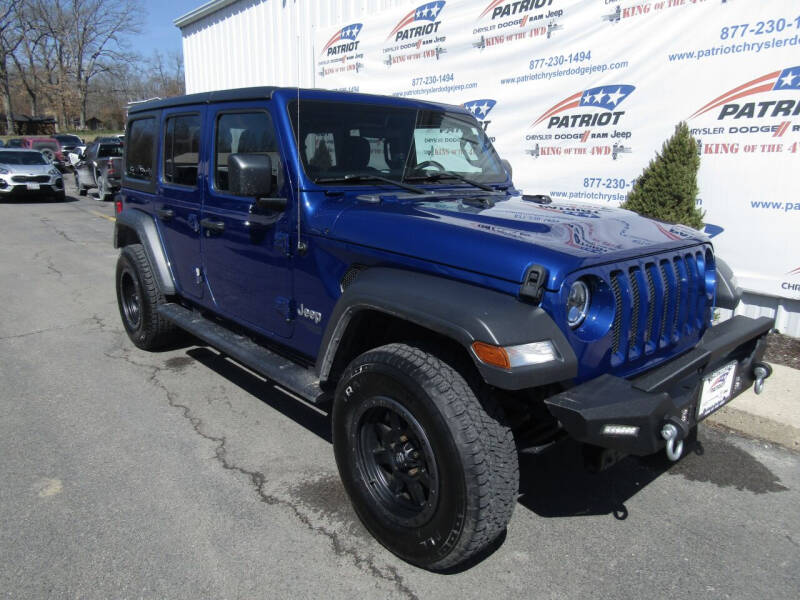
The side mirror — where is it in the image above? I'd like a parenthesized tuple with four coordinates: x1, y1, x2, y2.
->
(229, 153, 274, 198)
(500, 159, 513, 179)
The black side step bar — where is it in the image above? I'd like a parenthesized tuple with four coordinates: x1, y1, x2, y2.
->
(157, 303, 326, 405)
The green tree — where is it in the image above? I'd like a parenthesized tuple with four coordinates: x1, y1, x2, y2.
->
(621, 122, 705, 229)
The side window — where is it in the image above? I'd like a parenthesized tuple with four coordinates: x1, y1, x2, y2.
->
(126, 118, 156, 181)
(164, 114, 201, 187)
(215, 111, 278, 192)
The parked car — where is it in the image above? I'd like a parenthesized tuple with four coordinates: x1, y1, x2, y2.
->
(0, 139, 4, 147)
(5, 138, 23, 148)
(0, 148, 65, 201)
(54, 133, 86, 157)
(113, 87, 774, 571)
(73, 141, 123, 200)
(16, 137, 67, 171)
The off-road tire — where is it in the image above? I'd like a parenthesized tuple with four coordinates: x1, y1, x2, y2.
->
(333, 343, 518, 571)
(115, 244, 176, 350)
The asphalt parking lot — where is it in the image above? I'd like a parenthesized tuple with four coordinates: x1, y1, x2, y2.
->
(1, 180, 799, 599)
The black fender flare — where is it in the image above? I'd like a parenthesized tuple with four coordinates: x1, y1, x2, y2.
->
(113, 208, 176, 296)
(316, 268, 577, 391)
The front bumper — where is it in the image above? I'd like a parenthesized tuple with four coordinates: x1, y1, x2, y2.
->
(545, 315, 774, 456)
(0, 178, 64, 197)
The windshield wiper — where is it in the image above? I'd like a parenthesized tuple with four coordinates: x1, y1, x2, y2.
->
(405, 170, 495, 192)
(314, 174, 424, 194)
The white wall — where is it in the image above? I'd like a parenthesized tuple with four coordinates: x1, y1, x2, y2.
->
(178, 0, 800, 337)
(181, 0, 408, 93)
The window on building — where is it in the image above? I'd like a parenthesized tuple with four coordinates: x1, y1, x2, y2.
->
(164, 114, 201, 186)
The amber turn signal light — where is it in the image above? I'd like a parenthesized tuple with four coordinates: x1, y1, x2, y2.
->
(471, 341, 511, 370)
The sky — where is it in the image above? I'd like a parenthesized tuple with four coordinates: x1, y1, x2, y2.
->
(139, 0, 205, 56)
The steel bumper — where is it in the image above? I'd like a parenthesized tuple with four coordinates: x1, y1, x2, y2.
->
(544, 315, 774, 456)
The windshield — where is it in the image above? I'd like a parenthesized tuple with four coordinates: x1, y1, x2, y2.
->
(56, 135, 82, 145)
(98, 144, 123, 158)
(288, 100, 506, 186)
(0, 151, 48, 165)
(32, 141, 57, 151)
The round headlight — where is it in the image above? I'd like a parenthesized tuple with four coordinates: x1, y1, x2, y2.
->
(566, 280, 590, 328)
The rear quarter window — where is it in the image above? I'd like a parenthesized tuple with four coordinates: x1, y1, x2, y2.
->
(125, 117, 157, 183)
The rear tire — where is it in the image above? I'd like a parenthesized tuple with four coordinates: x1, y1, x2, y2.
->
(115, 244, 176, 350)
(333, 343, 518, 571)
(97, 174, 110, 201)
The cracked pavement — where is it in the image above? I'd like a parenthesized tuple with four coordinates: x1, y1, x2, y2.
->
(1, 184, 799, 599)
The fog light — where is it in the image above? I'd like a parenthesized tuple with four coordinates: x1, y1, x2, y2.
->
(602, 424, 640, 436)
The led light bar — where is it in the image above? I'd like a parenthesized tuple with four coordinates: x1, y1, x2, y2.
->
(602, 425, 640, 437)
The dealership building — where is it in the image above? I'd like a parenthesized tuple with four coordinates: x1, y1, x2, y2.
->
(175, 0, 800, 335)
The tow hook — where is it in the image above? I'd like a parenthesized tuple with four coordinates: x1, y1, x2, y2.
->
(753, 362, 772, 395)
(661, 422, 684, 462)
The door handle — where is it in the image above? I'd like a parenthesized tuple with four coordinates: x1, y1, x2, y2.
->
(200, 218, 225, 232)
(156, 208, 174, 221)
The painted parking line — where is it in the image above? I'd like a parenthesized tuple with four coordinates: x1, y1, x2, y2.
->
(88, 210, 116, 223)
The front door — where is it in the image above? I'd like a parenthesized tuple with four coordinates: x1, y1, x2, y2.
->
(200, 105, 293, 339)
(156, 107, 205, 300)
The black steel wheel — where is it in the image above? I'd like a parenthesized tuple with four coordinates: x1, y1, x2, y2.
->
(115, 244, 176, 350)
(355, 397, 439, 528)
(333, 343, 518, 571)
(119, 269, 141, 329)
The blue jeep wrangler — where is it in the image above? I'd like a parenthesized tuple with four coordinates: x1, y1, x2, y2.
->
(114, 86, 773, 570)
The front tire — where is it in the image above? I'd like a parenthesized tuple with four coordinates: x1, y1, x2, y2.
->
(333, 343, 518, 571)
(115, 244, 176, 350)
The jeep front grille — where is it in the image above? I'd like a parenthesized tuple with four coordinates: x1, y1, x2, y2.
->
(609, 250, 709, 366)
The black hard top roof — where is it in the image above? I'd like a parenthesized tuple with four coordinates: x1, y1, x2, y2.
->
(127, 86, 464, 115)
(127, 86, 278, 114)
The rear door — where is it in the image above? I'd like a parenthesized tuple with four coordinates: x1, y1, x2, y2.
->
(200, 104, 293, 339)
(156, 107, 206, 300)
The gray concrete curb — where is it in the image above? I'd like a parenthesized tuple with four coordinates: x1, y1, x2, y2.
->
(705, 363, 799, 452)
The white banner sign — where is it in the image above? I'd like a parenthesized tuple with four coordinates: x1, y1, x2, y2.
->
(313, 0, 800, 300)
